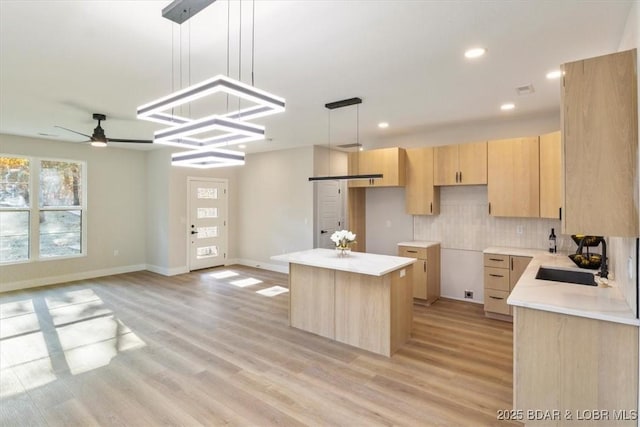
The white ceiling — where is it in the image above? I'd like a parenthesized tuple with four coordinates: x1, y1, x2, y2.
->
(0, 0, 633, 153)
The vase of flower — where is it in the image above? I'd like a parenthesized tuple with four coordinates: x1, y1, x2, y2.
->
(330, 230, 356, 257)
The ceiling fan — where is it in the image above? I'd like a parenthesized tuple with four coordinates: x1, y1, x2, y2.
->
(55, 113, 153, 147)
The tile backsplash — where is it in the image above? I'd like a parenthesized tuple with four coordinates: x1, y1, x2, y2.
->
(413, 186, 576, 252)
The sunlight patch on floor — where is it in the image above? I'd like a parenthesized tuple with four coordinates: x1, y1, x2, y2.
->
(229, 278, 263, 288)
(209, 270, 239, 279)
(0, 288, 145, 398)
(256, 286, 289, 297)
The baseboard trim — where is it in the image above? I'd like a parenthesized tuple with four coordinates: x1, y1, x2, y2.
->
(234, 258, 289, 274)
(441, 294, 484, 305)
(1, 264, 147, 293)
(145, 264, 189, 276)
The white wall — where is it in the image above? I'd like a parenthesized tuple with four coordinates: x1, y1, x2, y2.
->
(0, 134, 147, 291)
(146, 148, 170, 272)
(239, 146, 315, 271)
(365, 187, 413, 255)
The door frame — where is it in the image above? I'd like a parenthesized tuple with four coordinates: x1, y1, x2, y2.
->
(186, 177, 229, 271)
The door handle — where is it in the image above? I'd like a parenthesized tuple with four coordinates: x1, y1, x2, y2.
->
(320, 230, 328, 234)
(191, 230, 198, 235)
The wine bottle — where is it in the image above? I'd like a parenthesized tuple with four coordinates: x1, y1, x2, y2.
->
(549, 228, 557, 253)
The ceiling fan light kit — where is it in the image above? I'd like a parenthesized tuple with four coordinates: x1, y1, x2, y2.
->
(55, 113, 153, 147)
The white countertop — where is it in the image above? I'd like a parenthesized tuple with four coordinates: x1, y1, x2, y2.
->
(484, 247, 639, 326)
(397, 241, 440, 248)
(271, 248, 416, 277)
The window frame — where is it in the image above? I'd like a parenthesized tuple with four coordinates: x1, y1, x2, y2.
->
(0, 154, 87, 265)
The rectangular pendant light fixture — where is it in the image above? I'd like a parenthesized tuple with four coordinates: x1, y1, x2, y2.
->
(171, 148, 245, 169)
(137, 74, 285, 151)
(308, 97, 383, 182)
(137, 74, 285, 125)
(154, 114, 265, 148)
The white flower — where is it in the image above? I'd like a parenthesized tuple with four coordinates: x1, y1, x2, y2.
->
(330, 230, 356, 248)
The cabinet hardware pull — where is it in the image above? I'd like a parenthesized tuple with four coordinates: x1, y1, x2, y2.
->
(430, 202, 432, 213)
(489, 274, 504, 278)
(488, 202, 491, 214)
(407, 250, 418, 253)
(559, 207, 562, 220)
(423, 261, 426, 272)
(489, 258, 503, 262)
(511, 258, 514, 270)
(489, 296, 504, 300)
(459, 171, 462, 182)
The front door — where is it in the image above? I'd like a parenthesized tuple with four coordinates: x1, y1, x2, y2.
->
(188, 178, 228, 271)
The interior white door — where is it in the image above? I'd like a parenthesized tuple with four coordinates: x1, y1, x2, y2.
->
(316, 181, 344, 249)
(188, 179, 227, 271)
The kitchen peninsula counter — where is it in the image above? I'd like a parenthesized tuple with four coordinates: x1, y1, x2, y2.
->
(485, 247, 639, 424)
(272, 248, 416, 356)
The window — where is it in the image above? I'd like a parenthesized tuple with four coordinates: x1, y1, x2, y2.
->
(0, 156, 86, 264)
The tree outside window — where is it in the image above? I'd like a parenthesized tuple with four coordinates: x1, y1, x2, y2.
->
(0, 156, 85, 263)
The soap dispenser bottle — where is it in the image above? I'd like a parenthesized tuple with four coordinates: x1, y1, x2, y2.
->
(548, 228, 557, 253)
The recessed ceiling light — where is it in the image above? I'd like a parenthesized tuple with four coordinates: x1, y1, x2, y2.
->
(464, 47, 487, 59)
(500, 103, 515, 111)
(238, 144, 246, 149)
(378, 122, 389, 129)
(546, 70, 562, 79)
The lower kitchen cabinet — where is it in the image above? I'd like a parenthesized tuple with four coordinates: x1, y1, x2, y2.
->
(514, 306, 638, 426)
(483, 253, 531, 319)
(398, 243, 440, 304)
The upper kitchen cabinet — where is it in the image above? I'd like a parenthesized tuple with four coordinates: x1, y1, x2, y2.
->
(348, 147, 406, 188)
(562, 49, 638, 237)
(488, 137, 540, 218)
(434, 141, 487, 186)
(405, 147, 440, 215)
(539, 131, 562, 219)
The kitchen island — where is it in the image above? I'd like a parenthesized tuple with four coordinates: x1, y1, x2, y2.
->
(271, 248, 416, 357)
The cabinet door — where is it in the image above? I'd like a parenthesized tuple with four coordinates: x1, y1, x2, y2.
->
(539, 131, 562, 219)
(433, 145, 459, 185)
(562, 49, 638, 236)
(405, 147, 439, 215)
(509, 256, 532, 289)
(488, 137, 540, 217)
(413, 259, 428, 299)
(348, 148, 405, 187)
(347, 151, 375, 187)
(458, 141, 487, 185)
(373, 147, 406, 187)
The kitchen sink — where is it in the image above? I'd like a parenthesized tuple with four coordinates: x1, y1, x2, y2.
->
(535, 267, 597, 286)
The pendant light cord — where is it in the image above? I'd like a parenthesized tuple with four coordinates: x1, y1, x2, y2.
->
(238, 0, 242, 115)
(226, 0, 230, 113)
(328, 109, 331, 176)
(251, 0, 255, 86)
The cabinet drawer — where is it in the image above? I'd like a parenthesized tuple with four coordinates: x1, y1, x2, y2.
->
(484, 289, 510, 315)
(484, 253, 509, 268)
(398, 246, 427, 259)
(484, 267, 510, 291)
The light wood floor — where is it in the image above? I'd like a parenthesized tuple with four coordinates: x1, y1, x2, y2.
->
(1, 266, 521, 426)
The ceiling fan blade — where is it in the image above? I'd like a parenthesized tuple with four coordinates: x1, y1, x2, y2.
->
(106, 138, 154, 144)
(54, 125, 92, 139)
